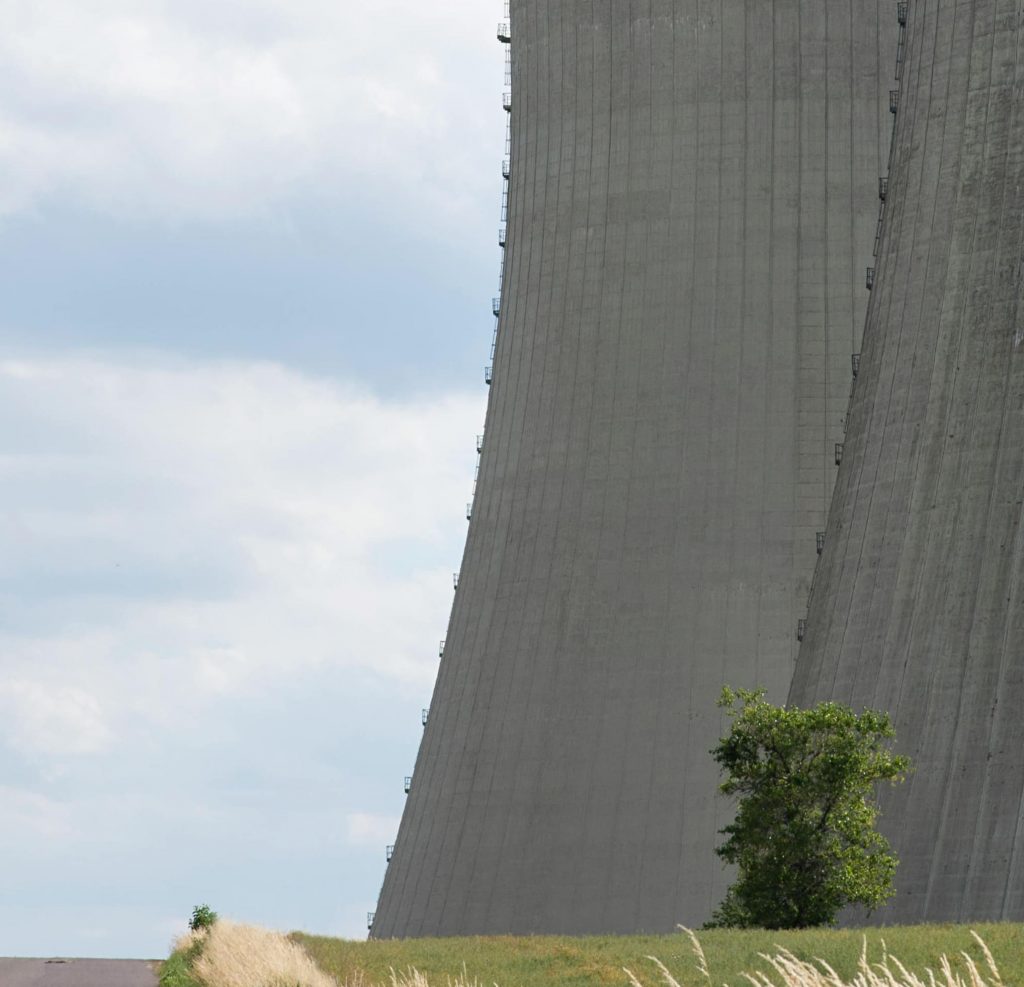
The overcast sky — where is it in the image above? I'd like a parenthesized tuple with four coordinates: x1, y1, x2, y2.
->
(0, 0, 503, 957)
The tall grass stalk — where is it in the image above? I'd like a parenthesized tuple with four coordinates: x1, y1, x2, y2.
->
(342, 965, 494, 987)
(623, 933, 1002, 987)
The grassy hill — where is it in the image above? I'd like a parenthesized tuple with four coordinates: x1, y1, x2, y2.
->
(293, 923, 1023, 987)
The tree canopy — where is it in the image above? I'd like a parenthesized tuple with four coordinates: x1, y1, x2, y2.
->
(707, 687, 911, 929)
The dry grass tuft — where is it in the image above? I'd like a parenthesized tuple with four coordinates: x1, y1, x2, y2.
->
(624, 933, 1003, 987)
(969, 931, 1001, 986)
(340, 965, 495, 987)
(680, 925, 712, 982)
(624, 954, 686, 987)
(188, 919, 336, 987)
(173, 928, 207, 954)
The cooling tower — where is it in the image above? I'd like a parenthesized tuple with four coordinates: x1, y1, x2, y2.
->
(373, 1, 899, 936)
(789, 0, 1024, 923)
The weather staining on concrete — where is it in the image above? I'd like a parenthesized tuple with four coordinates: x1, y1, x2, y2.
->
(0, 958, 159, 987)
(372, 0, 896, 937)
(790, 0, 1024, 924)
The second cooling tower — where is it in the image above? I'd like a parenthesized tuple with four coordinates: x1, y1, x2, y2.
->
(374, 1, 898, 936)
(791, 0, 1024, 923)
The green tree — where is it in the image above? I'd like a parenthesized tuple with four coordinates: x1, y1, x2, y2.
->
(189, 903, 218, 932)
(707, 687, 910, 929)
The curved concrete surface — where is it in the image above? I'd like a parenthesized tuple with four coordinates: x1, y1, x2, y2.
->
(373, 0, 898, 936)
(790, 0, 1024, 923)
(0, 959, 158, 987)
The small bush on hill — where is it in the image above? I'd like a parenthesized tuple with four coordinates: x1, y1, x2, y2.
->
(190, 904, 218, 932)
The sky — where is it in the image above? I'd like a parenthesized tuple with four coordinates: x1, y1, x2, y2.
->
(0, 0, 504, 958)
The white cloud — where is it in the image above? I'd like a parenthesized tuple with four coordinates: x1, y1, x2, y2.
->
(345, 811, 400, 848)
(0, 354, 483, 759)
(0, 786, 77, 842)
(0, 0, 505, 227)
(0, 681, 113, 756)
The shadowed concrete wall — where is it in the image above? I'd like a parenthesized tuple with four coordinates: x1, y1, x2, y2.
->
(790, 0, 1024, 924)
(374, 0, 897, 937)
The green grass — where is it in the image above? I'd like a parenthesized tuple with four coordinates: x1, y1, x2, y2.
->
(159, 939, 204, 987)
(293, 923, 1024, 987)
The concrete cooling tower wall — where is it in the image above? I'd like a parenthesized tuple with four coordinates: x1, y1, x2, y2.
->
(373, 0, 898, 937)
(790, 0, 1024, 923)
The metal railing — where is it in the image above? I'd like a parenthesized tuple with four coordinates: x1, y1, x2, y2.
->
(897, 2, 908, 25)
